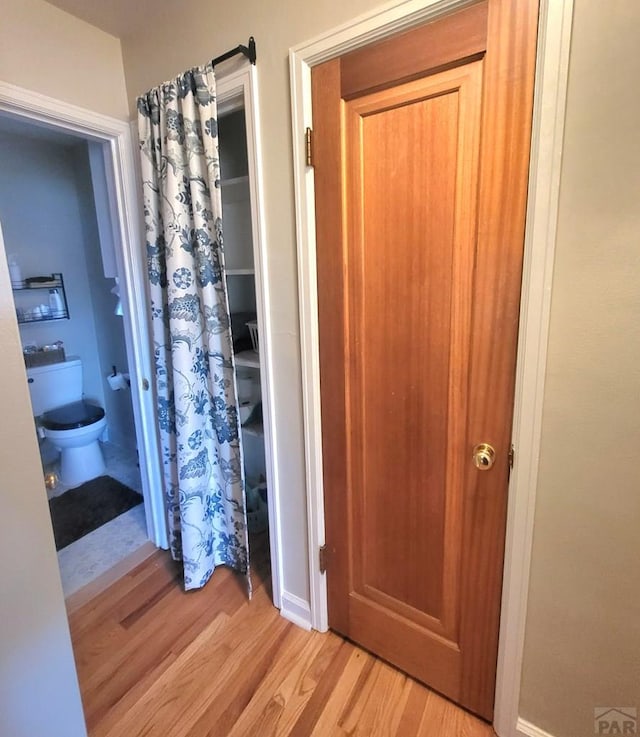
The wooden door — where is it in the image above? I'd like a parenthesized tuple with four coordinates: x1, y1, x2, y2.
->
(312, 0, 538, 720)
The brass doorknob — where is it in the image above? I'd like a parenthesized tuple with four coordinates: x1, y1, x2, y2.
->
(472, 443, 496, 470)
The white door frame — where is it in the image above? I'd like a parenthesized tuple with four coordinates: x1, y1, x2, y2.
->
(215, 61, 283, 609)
(289, 0, 574, 734)
(0, 81, 168, 549)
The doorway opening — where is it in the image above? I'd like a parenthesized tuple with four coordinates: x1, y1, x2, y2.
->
(0, 60, 281, 612)
(219, 105, 271, 580)
(0, 115, 155, 596)
(290, 0, 573, 730)
(215, 63, 282, 610)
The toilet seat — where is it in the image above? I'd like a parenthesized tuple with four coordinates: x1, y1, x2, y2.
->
(41, 401, 105, 431)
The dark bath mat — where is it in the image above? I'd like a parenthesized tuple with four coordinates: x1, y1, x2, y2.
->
(49, 475, 143, 551)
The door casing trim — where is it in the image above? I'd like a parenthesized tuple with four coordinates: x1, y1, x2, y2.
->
(0, 80, 168, 548)
(289, 0, 574, 732)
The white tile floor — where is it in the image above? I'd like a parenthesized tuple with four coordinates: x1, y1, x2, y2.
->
(58, 504, 148, 598)
(43, 441, 150, 597)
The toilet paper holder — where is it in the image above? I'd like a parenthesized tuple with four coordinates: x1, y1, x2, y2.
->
(108, 365, 130, 391)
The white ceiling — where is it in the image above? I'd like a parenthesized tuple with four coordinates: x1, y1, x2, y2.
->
(45, 0, 163, 39)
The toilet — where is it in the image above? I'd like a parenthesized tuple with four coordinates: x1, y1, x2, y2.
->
(27, 358, 107, 487)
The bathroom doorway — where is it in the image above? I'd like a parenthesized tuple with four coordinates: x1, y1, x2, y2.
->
(0, 98, 166, 598)
(0, 119, 148, 595)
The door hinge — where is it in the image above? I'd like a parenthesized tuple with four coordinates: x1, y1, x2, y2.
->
(508, 444, 515, 470)
(319, 544, 327, 574)
(305, 127, 314, 167)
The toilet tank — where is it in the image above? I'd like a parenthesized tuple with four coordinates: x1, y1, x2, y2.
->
(26, 358, 83, 416)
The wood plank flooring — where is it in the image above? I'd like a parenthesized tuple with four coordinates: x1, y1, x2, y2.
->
(68, 534, 495, 737)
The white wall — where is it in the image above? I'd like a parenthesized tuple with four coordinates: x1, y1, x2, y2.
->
(75, 143, 137, 448)
(0, 219, 86, 736)
(519, 1, 640, 734)
(0, 0, 128, 120)
(0, 131, 105, 407)
(0, 5, 129, 733)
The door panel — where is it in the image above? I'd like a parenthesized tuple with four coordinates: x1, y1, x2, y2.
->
(312, 0, 538, 719)
(347, 64, 482, 641)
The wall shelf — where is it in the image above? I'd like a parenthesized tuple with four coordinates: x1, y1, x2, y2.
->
(13, 272, 69, 324)
(16, 312, 68, 324)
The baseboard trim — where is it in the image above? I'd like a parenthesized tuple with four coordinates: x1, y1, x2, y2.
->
(280, 591, 312, 630)
(516, 717, 557, 737)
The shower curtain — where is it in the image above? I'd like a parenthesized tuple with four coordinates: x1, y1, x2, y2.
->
(137, 64, 249, 591)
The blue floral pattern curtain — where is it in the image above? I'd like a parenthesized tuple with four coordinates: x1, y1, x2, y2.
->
(137, 64, 249, 591)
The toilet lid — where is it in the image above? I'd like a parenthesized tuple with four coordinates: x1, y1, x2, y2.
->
(42, 401, 105, 431)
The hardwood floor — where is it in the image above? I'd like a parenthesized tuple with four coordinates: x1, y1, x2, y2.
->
(68, 534, 495, 736)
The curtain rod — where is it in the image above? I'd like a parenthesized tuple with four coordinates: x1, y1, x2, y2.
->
(211, 37, 257, 68)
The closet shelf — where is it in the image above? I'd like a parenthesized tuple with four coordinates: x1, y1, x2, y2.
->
(242, 420, 264, 437)
(220, 175, 250, 204)
(235, 350, 260, 369)
(220, 175, 249, 187)
(12, 278, 63, 292)
(226, 268, 255, 276)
